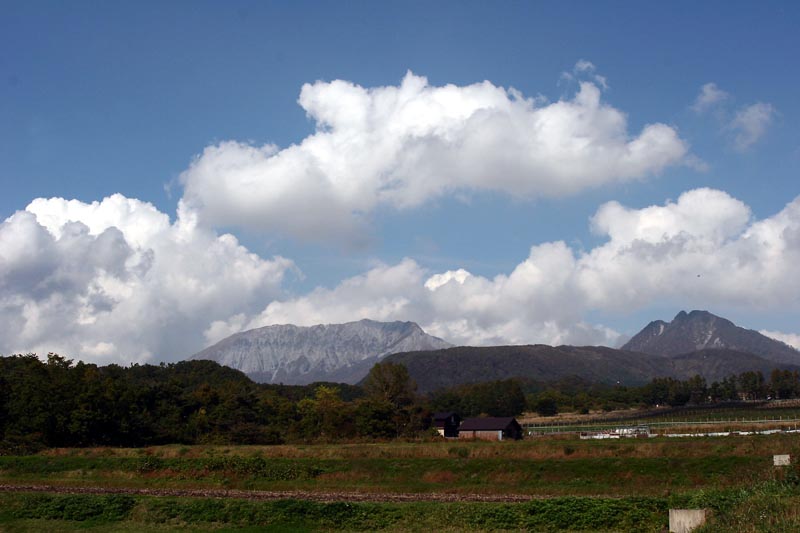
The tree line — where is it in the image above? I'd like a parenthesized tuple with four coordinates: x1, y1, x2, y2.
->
(0, 354, 527, 452)
(525, 369, 800, 416)
(3, 353, 799, 451)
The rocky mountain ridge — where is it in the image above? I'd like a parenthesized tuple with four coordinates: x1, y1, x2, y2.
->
(621, 310, 800, 364)
(189, 319, 452, 385)
(190, 310, 798, 390)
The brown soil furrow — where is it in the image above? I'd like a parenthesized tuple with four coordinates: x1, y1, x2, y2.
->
(0, 484, 538, 503)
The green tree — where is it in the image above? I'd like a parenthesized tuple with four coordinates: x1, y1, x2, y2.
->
(534, 391, 559, 417)
(363, 362, 417, 409)
(770, 369, 799, 399)
(739, 371, 766, 400)
(313, 385, 347, 439)
(353, 398, 395, 439)
(363, 362, 425, 437)
(687, 375, 708, 404)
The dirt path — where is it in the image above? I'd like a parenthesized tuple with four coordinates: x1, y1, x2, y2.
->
(0, 484, 539, 503)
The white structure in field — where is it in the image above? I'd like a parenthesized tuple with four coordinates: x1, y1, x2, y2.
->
(669, 509, 708, 533)
(774, 454, 791, 466)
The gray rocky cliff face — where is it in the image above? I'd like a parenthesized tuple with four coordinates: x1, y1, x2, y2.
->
(189, 319, 452, 385)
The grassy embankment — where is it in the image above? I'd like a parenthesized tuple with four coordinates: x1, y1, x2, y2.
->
(2, 434, 800, 531)
(3, 436, 794, 495)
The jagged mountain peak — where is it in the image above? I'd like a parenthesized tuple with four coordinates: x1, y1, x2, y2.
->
(672, 309, 733, 326)
(674, 310, 689, 320)
(189, 319, 452, 385)
(622, 310, 799, 364)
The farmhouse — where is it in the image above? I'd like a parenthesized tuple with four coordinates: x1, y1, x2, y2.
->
(458, 417, 523, 441)
(433, 412, 461, 438)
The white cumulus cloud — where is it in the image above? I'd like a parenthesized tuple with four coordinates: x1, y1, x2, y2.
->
(424, 268, 471, 290)
(237, 251, 616, 348)
(562, 59, 609, 90)
(3, 188, 798, 361)
(692, 82, 729, 113)
(576, 188, 800, 310)
(179, 71, 688, 242)
(0, 195, 294, 363)
(760, 330, 800, 351)
(225, 188, 800, 348)
(730, 102, 776, 151)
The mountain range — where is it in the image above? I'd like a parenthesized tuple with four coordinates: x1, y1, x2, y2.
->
(382, 310, 800, 392)
(189, 310, 799, 391)
(189, 319, 452, 385)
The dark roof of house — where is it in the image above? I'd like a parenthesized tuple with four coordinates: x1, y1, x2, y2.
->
(433, 412, 457, 421)
(459, 417, 519, 431)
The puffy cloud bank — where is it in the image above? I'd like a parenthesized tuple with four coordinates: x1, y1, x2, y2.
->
(0, 195, 293, 363)
(2, 188, 798, 362)
(0, 71, 793, 363)
(180, 71, 688, 241)
(225, 188, 800, 348)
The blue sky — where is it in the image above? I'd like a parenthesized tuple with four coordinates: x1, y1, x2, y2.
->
(1, 1, 799, 363)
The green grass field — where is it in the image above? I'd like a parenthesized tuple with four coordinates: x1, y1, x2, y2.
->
(0, 492, 673, 532)
(0, 454, 767, 496)
(2, 434, 800, 531)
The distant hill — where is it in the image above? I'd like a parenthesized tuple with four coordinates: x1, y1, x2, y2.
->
(189, 319, 452, 385)
(382, 345, 660, 393)
(667, 348, 800, 382)
(622, 310, 800, 364)
(383, 344, 800, 393)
